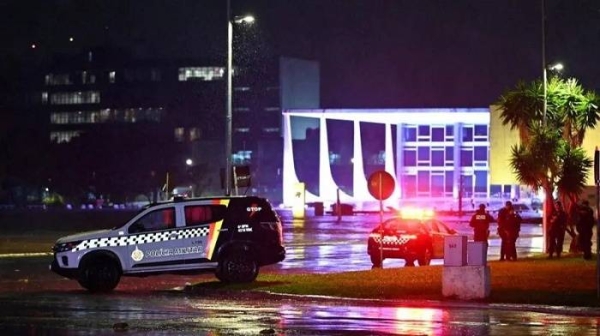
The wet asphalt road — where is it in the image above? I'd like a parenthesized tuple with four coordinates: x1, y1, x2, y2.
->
(0, 210, 599, 335)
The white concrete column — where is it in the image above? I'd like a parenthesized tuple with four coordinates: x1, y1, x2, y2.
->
(396, 123, 404, 199)
(319, 116, 339, 202)
(282, 113, 298, 206)
(453, 123, 463, 199)
(385, 123, 401, 205)
(353, 120, 370, 201)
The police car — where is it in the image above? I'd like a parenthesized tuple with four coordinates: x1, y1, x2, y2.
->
(367, 208, 457, 267)
(50, 196, 285, 292)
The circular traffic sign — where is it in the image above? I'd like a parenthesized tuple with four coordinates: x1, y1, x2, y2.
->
(367, 170, 395, 200)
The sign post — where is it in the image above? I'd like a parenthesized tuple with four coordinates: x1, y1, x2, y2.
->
(595, 147, 600, 299)
(368, 170, 395, 268)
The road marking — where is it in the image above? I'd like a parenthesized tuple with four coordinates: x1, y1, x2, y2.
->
(0, 252, 53, 258)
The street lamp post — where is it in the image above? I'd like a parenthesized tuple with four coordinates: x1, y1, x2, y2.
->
(225, 0, 254, 196)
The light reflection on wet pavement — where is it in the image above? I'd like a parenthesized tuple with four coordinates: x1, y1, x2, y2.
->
(1, 211, 598, 335)
(0, 291, 599, 335)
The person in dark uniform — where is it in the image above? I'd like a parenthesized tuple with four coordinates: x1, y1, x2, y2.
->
(497, 201, 514, 261)
(470, 204, 494, 244)
(548, 201, 568, 258)
(505, 208, 522, 261)
(576, 200, 595, 260)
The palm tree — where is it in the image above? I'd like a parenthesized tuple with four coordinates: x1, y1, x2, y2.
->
(552, 79, 600, 148)
(509, 125, 561, 208)
(497, 81, 543, 145)
(498, 77, 599, 253)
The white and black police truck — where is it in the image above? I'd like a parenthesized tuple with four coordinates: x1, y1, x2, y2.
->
(50, 196, 285, 292)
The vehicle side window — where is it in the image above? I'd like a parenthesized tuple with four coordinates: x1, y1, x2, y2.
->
(184, 205, 227, 226)
(129, 208, 175, 233)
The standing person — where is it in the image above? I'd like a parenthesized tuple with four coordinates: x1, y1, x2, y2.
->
(470, 204, 494, 244)
(496, 201, 513, 261)
(576, 200, 595, 260)
(505, 207, 522, 261)
(548, 201, 568, 259)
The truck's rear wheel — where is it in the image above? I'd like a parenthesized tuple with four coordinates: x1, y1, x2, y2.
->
(78, 257, 121, 292)
(216, 252, 258, 283)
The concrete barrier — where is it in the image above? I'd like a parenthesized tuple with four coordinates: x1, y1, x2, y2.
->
(442, 236, 491, 300)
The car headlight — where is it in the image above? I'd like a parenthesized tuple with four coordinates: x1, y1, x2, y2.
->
(53, 241, 83, 253)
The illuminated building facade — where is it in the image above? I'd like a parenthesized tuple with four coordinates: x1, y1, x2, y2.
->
(283, 108, 494, 209)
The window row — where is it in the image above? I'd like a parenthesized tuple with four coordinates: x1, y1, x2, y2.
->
(401, 170, 488, 197)
(50, 130, 82, 143)
(48, 91, 100, 105)
(175, 127, 201, 142)
(403, 146, 487, 167)
(50, 108, 164, 124)
(178, 67, 225, 81)
(402, 124, 488, 142)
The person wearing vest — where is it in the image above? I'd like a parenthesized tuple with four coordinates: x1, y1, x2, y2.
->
(469, 203, 493, 244)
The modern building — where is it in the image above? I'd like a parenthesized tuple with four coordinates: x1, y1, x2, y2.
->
(283, 108, 492, 210)
(2, 48, 319, 204)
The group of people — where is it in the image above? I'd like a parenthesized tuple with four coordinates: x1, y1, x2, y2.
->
(547, 200, 595, 260)
(469, 200, 596, 261)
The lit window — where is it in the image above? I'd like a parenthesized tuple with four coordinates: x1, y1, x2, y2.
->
(232, 150, 252, 165)
(431, 149, 444, 167)
(403, 148, 416, 166)
(50, 130, 82, 143)
(263, 127, 279, 133)
(235, 128, 250, 133)
(50, 91, 100, 105)
(474, 124, 488, 142)
(189, 128, 201, 141)
(403, 126, 417, 142)
(462, 126, 473, 142)
(45, 73, 72, 85)
(178, 67, 225, 81)
(234, 87, 250, 91)
(264, 107, 280, 112)
(431, 127, 444, 142)
(109, 71, 116, 83)
(174, 128, 185, 142)
(474, 146, 487, 161)
(41, 92, 48, 104)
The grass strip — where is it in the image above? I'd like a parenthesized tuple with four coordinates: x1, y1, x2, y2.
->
(190, 254, 600, 307)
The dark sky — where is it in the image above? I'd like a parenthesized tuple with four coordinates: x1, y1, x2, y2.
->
(1, 0, 599, 108)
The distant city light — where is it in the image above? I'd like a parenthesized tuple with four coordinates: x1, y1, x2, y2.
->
(69, 37, 74, 42)
(31, 44, 36, 49)
(186, 158, 193, 166)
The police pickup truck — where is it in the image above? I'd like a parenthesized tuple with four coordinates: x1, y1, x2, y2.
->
(50, 196, 285, 292)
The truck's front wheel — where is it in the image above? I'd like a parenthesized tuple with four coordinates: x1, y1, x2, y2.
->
(78, 256, 121, 292)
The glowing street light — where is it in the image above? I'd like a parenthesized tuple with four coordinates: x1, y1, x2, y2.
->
(225, 0, 254, 196)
